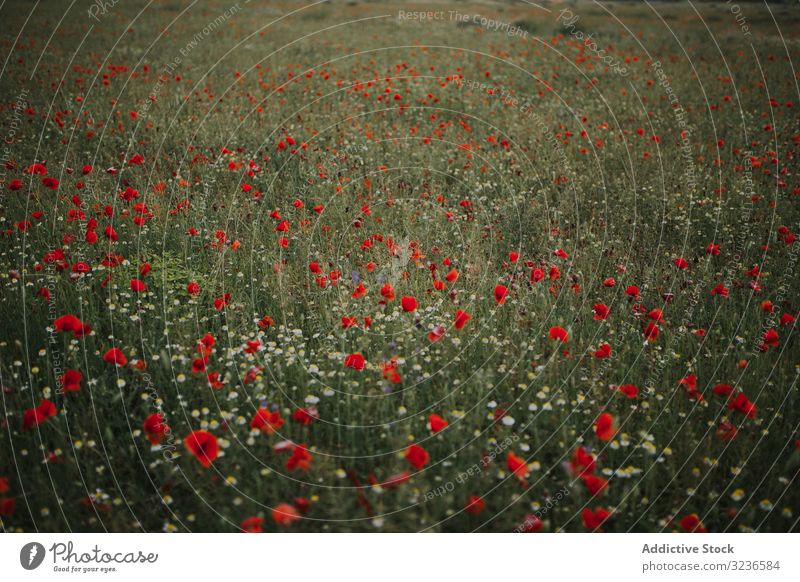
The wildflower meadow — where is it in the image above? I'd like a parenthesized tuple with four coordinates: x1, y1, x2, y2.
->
(0, 0, 798, 534)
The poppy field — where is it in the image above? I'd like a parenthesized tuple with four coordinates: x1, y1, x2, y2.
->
(0, 0, 799, 533)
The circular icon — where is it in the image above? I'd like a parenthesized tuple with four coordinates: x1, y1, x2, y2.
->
(19, 542, 46, 570)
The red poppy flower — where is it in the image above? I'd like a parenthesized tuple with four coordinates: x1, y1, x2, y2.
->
(0, 497, 15, 517)
(570, 447, 595, 477)
(351, 282, 367, 299)
(745, 264, 762, 278)
(380, 283, 395, 301)
(712, 383, 733, 398)
(291, 497, 310, 514)
(593, 343, 612, 359)
(548, 326, 569, 342)
(293, 407, 319, 425)
(400, 295, 418, 312)
(518, 514, 543, 532)
(619, 384, 638, 398)
(250, 408, 284, 434)
(679, 513, 707, 533)
(192, 356, 208, 374)
(678, 373, 703, 401)
(213, 293, 231, 310)
(464, 495, 486, 515)
(130, 279, 147, 292)
(427, 325, 445, 342)
(405, 444, 430, 470)
(272, 503, 300, 526)
(54, 314, 91, 337)
(184, 430, 218, 468)
(187, 281, 201, 296)
(711, 283, 728, 297)
(258, 315, 275, 329)
(286, 445, 312, 471)
(506, 451, 528, 478)
(102, 347, 128, 367)
(60, 369, 82, 392)
(22, 399, 57, 430)
(530, 268, 545, 283)
(716, 421, 738, 442)
(240, 516, 264, 533)
(142, 413, 169, 445)
(762, 328, 779, 349)
(243, 339, 261, 354)
(624, 285, 640, 298)
(673, 257, 688, 270)
(428, 414, 448, 433)
(344, 353, 366, 371)
(678, 373, 697, 390)
(728, 393, 757, 419)
(582, 507, 611, 530)
(454, 309, 471, 330)
(592, 303, 610, 320)
(494, 284, 508, 305)
(204, 372, 223, 391)
(582, 474, 609, 497)
(595, 413, 616, 441)
(643, 322, 659, 341)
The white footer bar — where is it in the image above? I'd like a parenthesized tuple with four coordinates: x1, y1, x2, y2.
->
(1, 533, 797, 580)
